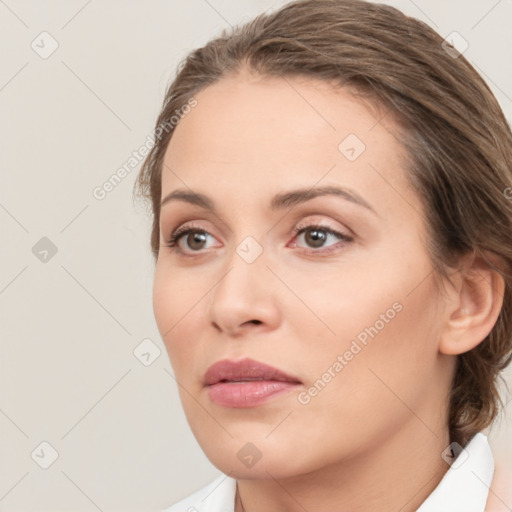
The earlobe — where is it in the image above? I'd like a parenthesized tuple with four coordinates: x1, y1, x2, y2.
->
(439, 252, 506, 356)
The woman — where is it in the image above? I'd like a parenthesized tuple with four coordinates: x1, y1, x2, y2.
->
(134, 0, 512, 510)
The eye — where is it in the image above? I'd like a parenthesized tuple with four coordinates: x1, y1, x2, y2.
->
(291, 223, 352, 253)
(164, 221, 353, 256)
(164, 224, 218, 254)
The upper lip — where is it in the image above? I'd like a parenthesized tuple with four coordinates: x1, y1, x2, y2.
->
(203, 358, 302, 386)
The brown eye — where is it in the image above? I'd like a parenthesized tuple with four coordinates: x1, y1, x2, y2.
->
(294, 224, 353, 254)
(185, 231, 208, 250)
(293, 224, 351, 250)
(303, 228, 328, 248)
(165, 227, 215, 253)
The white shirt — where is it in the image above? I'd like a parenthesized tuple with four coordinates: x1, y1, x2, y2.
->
(162, 433, 494, 512)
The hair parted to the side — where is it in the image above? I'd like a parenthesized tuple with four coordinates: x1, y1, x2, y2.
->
(134, 0, 512, 447)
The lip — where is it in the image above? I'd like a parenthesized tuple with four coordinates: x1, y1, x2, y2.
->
(204, 358, 302, 408)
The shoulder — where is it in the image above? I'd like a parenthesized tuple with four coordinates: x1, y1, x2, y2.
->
(160, 474, 237, 512)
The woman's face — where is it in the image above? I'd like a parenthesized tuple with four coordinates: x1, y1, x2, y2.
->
(153, 68, 454, 478)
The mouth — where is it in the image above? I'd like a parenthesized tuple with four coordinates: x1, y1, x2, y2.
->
(203, 358, 302, 408)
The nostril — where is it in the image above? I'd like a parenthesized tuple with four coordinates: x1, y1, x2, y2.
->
(251, 320, 262, 325)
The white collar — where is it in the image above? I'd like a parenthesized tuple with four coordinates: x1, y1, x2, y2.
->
(417, 432, 494, 511)
(164, 433, 494, 512)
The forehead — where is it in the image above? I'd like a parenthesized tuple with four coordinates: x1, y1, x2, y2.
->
(162, 69, 414, 213)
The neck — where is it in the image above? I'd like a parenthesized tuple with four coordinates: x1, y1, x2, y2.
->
(235, 420, 451, 512)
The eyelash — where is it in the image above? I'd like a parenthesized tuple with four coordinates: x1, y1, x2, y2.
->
(164, 222, 353, 256)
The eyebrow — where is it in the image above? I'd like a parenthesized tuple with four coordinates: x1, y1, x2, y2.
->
(160, 185, 377, 215)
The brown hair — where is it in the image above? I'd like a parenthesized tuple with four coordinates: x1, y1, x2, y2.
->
(134, 0, 512, 447)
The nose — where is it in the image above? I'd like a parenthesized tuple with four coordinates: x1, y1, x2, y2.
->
(208, 245, 281, 338)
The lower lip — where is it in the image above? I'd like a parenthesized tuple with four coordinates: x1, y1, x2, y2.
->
(207, 381, 300, 407)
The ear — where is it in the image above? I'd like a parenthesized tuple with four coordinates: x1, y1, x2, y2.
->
(439, 251, 506, 356)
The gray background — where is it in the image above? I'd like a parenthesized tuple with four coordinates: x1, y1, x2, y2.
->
(1, 0, 511, 510)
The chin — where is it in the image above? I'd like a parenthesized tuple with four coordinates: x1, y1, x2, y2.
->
(194, 434, 314, 480)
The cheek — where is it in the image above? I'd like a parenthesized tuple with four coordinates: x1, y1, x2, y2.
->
(152, 266, 174, 344)
(152, 265, 202, 372)
(305, 273, 441, 421)
(294, 248, 441, 400)
(277, 287, 441, 472)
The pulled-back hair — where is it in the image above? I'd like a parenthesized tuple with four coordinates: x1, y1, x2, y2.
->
(134, 0, 512, 447)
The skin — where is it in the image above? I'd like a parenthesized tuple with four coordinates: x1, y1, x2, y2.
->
(153, 67, 505, 512)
